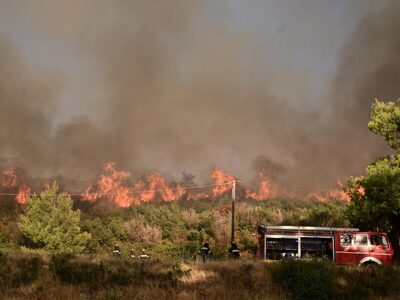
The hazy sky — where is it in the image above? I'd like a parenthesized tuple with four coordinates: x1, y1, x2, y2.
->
(0, 0, 398, 188)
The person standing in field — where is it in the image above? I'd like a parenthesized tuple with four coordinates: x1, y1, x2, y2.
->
(113, 243, 122, 256)
(228, 242, 240, 259)
(199, 242, 211, 263)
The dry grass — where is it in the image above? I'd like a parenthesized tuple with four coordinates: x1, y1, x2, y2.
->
(1, 254, 287, 300)
(178, 260, 288, 300)
(2, 253, 400, 300)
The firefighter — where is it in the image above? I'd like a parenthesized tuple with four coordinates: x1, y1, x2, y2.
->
(199, 242, 211, 263)
(129, 248, 136, 258)
(228, 242, 240, 259)
(139, 248, 149, 259)
(113, 243, 122, 256)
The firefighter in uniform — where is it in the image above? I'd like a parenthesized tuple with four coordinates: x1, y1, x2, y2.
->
(113, 243, 122, 256)
(199, 242, 211, 263)
(129, 248, 136, 258)
(228, 242, 240, 259)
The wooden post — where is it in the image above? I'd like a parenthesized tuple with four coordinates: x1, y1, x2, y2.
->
(231, 180, 236, 243)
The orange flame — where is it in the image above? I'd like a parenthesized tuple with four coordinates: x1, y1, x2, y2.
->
(137, 173, 186, 202)
(1, 168, 32, 204)
(304, 191, 327, 202)
(211, 168, 234, 198)
(303, 182, 351, 202)
(327, 190, 350, 202)
(357, 186, 366, 196)
(16, 184, 32, 204)
(82, 162, 140, 207)
(246, 176, 278, 201)
(1, 163, 354, 207)
(187, 192, 211, 201)
(82, 162, 187, 206)
(332, 181, 351, 202)
(81, 162, 352, 207)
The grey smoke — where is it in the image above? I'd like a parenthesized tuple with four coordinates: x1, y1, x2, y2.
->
(0, 1, 398, 191)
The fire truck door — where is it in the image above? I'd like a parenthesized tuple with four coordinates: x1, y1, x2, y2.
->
(355, 234, 369, 264)
(369, 234, 391, 264)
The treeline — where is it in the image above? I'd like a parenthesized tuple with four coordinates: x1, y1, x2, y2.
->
(0, 184, 349, 258)
(78, 197, 349, 258)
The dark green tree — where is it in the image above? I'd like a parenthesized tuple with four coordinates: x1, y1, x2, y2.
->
(18, 183, 90, 254)
(368, 99, 400, 151)
(348, 99, 400, 257)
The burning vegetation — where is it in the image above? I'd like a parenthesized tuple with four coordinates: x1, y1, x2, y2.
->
(0, 162, 351, 207)
(1, 169, 31, 204)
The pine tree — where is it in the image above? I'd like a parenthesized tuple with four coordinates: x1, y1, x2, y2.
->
(18, 183, 90, 254)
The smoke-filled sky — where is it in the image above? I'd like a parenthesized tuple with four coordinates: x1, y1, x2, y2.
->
(0, 0, 399, 189)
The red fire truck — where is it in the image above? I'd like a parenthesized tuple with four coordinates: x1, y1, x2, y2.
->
(257, 225, 394, 265)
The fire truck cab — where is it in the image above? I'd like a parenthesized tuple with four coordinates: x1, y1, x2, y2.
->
(257, 225, 393, 265)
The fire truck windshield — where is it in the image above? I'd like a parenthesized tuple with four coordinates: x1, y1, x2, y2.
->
(371, 235, 388, 248)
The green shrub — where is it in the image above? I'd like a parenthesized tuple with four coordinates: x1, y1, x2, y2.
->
(333, 265, 400, 299)
(0, 228, 8, 244)
(156, 270, 178, 288)
(153, 241, 196, 259)
(186, 229, 200, 241)
(51, 255, 182, 288)
(107, 266, 132, 285)
(52, 254, 106, 285)
(0, 253, 41, 288)
(272, 260, 332, 300)
(238, 230, 258, 254)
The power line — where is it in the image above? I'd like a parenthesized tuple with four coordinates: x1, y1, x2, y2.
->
(0, 182, 234, 197)
(0, 182, 390, 197)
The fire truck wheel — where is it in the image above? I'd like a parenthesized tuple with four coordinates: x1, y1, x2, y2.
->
(359, 257, 382, 266)
(360, 260, 381, 267)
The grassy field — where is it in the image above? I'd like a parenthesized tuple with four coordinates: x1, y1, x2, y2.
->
(1, 252, 400, 300)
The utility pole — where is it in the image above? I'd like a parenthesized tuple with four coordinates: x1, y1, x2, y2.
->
(231, 180, 236, 243)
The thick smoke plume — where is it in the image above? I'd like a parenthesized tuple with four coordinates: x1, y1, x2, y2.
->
(0, 1, 399, 191)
